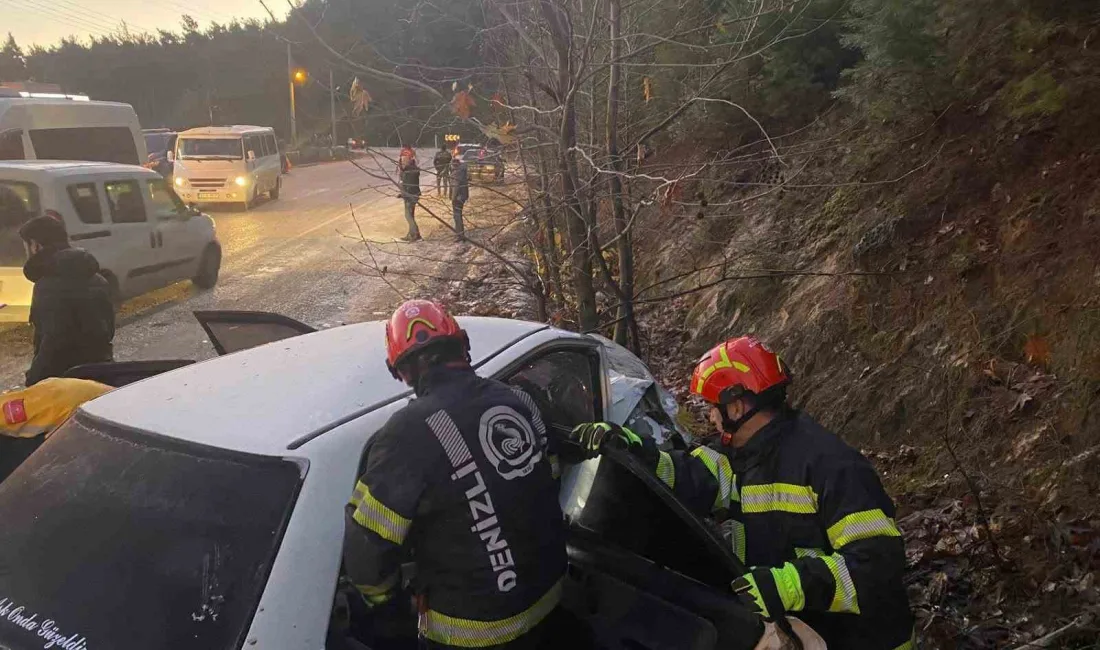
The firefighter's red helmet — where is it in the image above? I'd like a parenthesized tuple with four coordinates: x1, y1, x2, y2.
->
(384, 300, 468, 376)
(689, 336, 791, 405)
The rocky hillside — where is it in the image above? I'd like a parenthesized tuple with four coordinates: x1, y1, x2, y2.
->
(628, 14, 1100, 649)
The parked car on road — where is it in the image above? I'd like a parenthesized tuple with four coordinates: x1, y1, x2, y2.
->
(0, 161, 221, 322)
(172, 125, 281, 210)
(461, 146, 505, 183)
(0, 311, 767, 650)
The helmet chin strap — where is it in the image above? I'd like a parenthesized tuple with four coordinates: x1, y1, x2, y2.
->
(719, 404, 760, 446)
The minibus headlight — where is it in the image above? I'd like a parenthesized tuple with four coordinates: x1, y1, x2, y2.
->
(234, 176, 248, 187)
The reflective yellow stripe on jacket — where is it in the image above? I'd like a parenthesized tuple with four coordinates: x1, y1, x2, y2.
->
(690, 447, 736, 511)
(819, 554, 860, 614)
(655, 451, 676, 489)
(740, 483, 818, 514)
(421, 579, 562, 647)
(349, 481, 412, 545)
(355, 571, 399, 606)
(827, 508, 902, 548)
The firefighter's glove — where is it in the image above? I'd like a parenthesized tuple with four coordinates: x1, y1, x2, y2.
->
(569, 422, 642, 458)
(731, 563, 805, 620)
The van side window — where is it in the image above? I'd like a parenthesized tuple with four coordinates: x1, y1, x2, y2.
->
(28, 127, 140, 166)
(146, 179, 187, 220)
(265, 134, 278, 156)
(245, 135, 260, 159)
(0, 129, 25, 160)
(104, 180, 147, 224)
(258, 135, 270, 157)
(0, 181, 39, 265)
(67, 183, 104, 224)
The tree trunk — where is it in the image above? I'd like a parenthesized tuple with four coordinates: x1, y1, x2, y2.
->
(606, 0, 636, 350)
(539, 0, 598, 331)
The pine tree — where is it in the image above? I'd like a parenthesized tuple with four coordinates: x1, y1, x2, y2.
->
(0, 33, 28, 82)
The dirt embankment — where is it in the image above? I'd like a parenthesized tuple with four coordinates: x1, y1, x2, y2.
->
(625, 30, 1100, 650)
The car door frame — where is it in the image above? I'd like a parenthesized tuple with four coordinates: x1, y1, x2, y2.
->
(102, 174, 158, 297)
(193, 310, 318, 355)
(143, 175, 202, 284)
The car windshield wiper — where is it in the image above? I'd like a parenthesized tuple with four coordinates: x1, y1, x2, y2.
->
(181, 155, 240, 161)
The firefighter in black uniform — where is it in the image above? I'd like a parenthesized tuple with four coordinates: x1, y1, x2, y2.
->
(343, 300, 567, 649)
(571, 336, 915, 649)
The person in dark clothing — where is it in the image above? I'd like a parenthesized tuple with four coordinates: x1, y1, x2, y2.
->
(343, 300, 568, 649)
(451, 161, 469, 239)
(400, 159, 422, 242)
(571, 336, 915, 650)
(434, 144, 453, 197)
(19, 215, 115, 387)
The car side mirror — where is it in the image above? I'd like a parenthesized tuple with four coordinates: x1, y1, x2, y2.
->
(167, 151, 175, 161)
(247, 150, 256, 161)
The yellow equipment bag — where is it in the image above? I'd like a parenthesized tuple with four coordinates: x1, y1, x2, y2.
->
(1, 378, 113, 439)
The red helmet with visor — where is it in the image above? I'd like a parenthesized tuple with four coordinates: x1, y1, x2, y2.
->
(384, 300, 468, 377)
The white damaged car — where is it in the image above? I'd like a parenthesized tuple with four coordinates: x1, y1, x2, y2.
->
(0, 312, 769, 650)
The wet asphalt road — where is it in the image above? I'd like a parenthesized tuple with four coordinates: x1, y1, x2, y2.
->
(0, 148, 445, 389)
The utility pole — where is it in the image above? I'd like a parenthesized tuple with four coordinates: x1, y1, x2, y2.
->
(329, 69, 337, 146)
(287, 43, 297, 147)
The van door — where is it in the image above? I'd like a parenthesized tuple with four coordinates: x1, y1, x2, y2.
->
(103, 178, 158, 297)
(243, 135, 262, 195)
(145, 177, 201, 284)
(0, 179, 38, 322)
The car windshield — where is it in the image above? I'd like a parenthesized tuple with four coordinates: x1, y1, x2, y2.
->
(0, 180, 39, 266)
(0, 416, 303, 650)
(461, 149, 484, 162)
(177, 138, 243, 159)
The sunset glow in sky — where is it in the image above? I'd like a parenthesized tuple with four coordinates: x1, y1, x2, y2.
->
(4, 0, 283, 48)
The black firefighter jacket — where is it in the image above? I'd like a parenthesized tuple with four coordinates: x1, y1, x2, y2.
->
(343, 367, 566, 648)
(650, 409, 915, 649)
(23, 246, 115, 387)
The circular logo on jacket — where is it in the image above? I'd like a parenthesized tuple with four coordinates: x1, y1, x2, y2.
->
(478, 406, 540, 480)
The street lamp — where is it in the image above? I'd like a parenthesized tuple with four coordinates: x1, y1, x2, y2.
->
(287, 44, 309, 147)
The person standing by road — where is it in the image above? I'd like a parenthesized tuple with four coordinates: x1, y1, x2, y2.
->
(451, 160, 469, 239)
(19, 215, 115, 387)
(570, 336, 915, 649)
(400, 158, 423, 242)
(433, 143, 453, 197)
(343, 300, 569, 648)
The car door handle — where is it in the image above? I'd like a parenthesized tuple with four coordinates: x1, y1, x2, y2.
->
(156, 231, 164, 248)
(149, 232, 156, 248)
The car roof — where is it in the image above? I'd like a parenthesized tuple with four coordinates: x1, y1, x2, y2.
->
(179, 125, 273, 137)
(0, 160, 154, 177)
(83, 317, 551, 456)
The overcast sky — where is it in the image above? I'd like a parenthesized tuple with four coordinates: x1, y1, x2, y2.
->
(4, 0, 284, 49)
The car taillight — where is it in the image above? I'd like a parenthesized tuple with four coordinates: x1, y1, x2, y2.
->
(479, 149, 485, 159)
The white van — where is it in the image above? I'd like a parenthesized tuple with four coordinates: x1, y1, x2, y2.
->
(0, 161, 221, 323)
(172, 126, 281, 209)
(0, 97, 147, 165)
